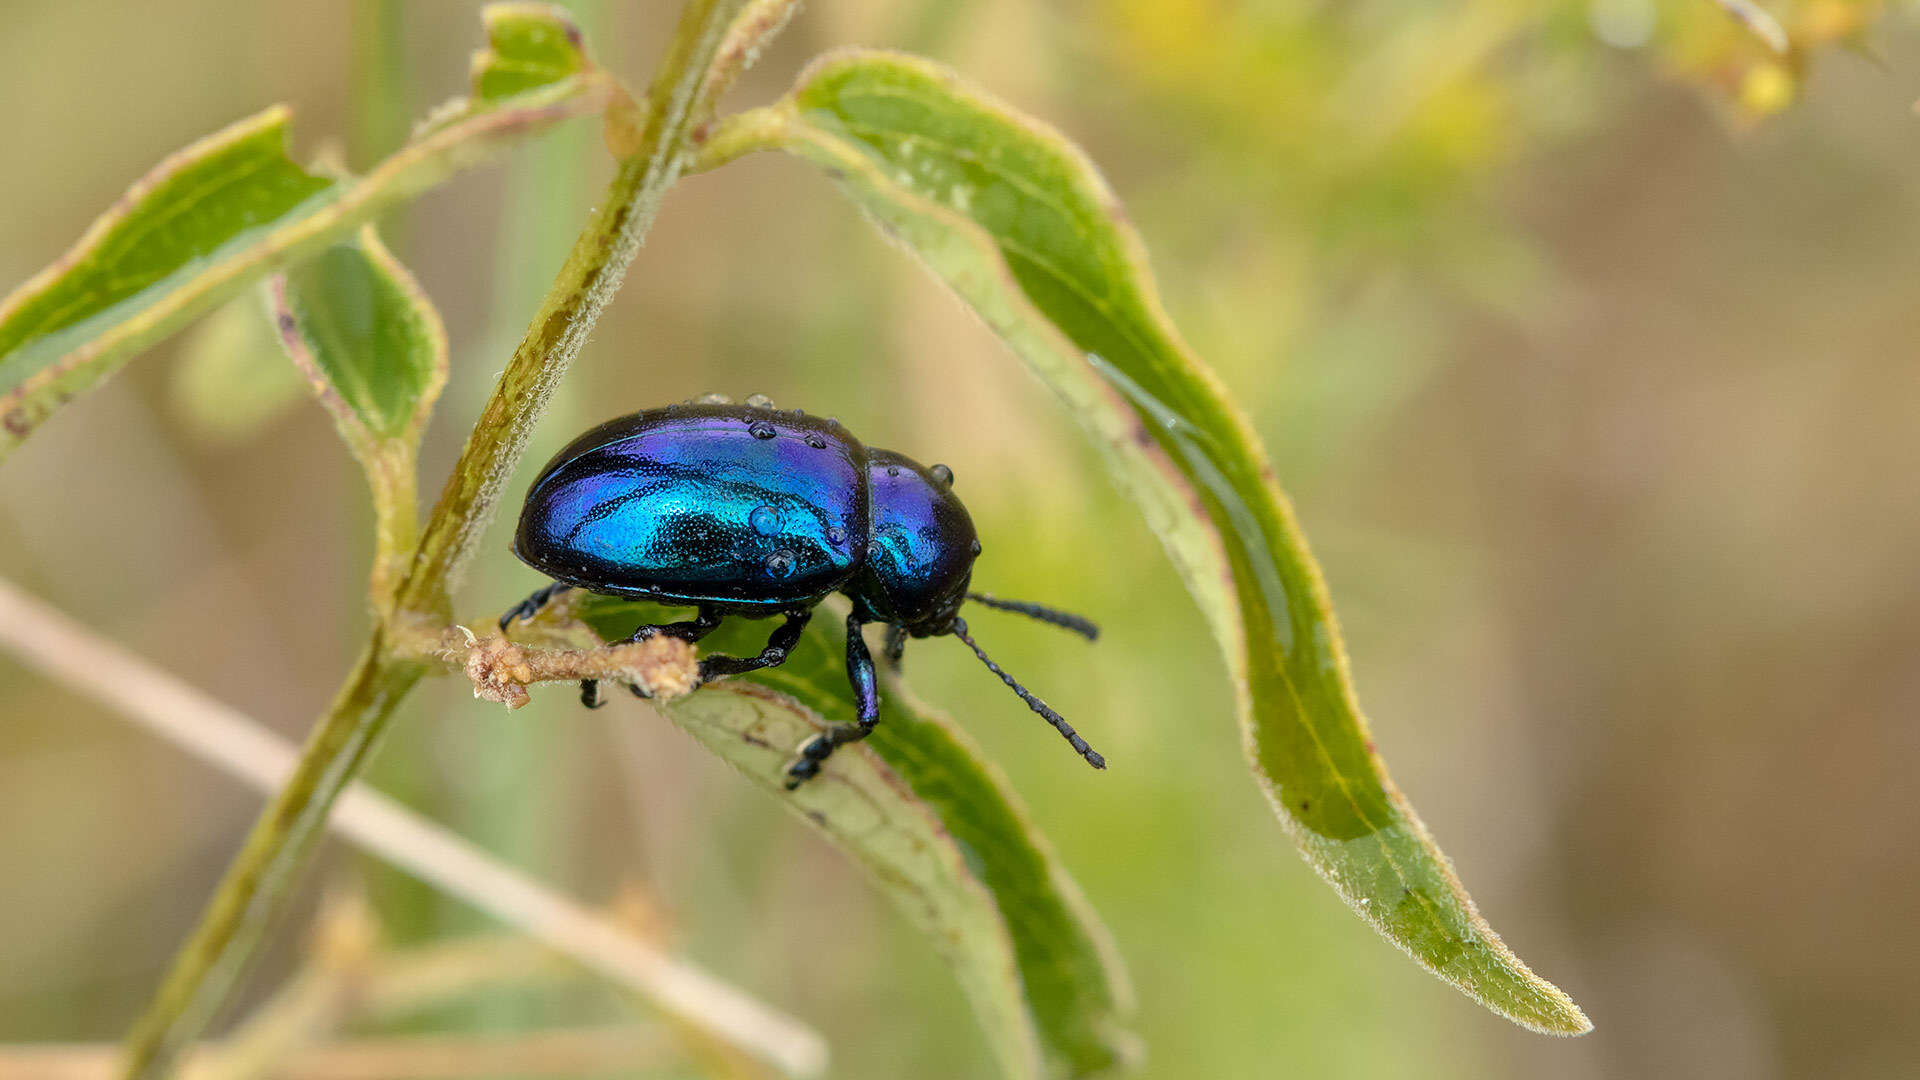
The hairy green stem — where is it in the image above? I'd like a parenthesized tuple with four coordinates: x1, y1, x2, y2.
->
(688, 102, 791, 173)
(400, 0, 748, 617)
(121, 636, 427, 1080)
(120, 2, 752, 1076)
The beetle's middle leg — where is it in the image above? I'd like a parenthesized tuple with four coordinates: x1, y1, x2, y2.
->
(784, 613, 881, 789)
(587, 606, 726, 705)
(696, 608, 812, 680)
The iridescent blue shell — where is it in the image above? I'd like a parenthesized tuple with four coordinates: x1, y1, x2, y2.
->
(514, 404, 868, 609)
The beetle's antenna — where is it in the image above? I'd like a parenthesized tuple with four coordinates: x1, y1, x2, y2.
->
(965, 592, 1100, 641)
(950, 617, 1106, 770)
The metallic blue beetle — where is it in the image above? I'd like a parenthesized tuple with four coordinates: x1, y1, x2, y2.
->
(500, 397, 1105, 788)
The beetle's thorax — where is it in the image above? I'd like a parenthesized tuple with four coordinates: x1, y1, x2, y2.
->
(848, 448, 979, 635)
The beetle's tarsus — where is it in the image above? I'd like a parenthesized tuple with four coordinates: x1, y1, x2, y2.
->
(580, 679, 605, 708)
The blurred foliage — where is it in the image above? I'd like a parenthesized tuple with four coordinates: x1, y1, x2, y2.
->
(2, 0, 1918, 1079)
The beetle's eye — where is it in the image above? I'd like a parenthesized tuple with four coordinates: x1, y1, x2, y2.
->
(930, 463, 954, 486)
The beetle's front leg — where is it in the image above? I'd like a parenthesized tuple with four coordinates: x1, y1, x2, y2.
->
(785, 613, 879, 789)
(882, 623, 907, 670)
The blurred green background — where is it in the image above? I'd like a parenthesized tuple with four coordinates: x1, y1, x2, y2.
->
(2, 1, 1917, 1077)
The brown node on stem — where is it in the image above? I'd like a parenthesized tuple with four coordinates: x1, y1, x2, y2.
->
(457, 631, 698, 708)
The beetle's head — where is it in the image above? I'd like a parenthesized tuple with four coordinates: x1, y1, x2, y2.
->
(850, 450, 1107, 773)
(852, 449, 979, 635)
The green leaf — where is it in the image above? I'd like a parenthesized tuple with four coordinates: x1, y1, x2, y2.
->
(583, 598, 1138, 1079)
(471, 3, 590, 103)
(0, 4, 605, 463)
(724, 49, 1590, 1035)
(271, 227, 446, 454)
(269, 226, 446, 605)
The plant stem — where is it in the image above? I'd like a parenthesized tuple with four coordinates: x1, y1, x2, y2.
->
(399, 0, 751, 616)
(119, 2, 758, 1076)
(0, 578, 817, 1076)
(688, 103, 791, 174)
(121, 640, 428, 1080)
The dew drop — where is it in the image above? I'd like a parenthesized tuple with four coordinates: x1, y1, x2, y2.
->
(764, 549, 796, 578)
(749, 505, 778, 536)
(886, 465, 900, 477)
(929, 463, 954, 485)
(826, 526, 848, 546)
(970, 539, 982, 556)
(745, 392, 776, 409)
(805, 434, 826, 449)
(748, 420, 777, 440)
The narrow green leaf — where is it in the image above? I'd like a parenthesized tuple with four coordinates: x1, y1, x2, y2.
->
(0, 5, 606, 462)
(270, 226, 447, 454)
(269, 225, 446, 606)
(733, 49, 1589, 1035)
(471, 3, 590, 102)
(583, 598, 1138, 1079)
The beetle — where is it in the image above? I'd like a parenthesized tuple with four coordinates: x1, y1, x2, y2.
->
(498, 395, 1106, 789)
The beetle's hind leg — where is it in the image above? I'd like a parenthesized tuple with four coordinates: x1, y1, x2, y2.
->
(498, 581, 573, 632)
(784, 613, 880, 789)
(882, 623, 907, 670)
(624, 606, 723, 645)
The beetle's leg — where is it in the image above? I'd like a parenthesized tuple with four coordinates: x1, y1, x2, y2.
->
(882, 623, 907, 670)
(610, 607, 726, 700)
(625, 605, 723, 645)
(580, 679, 605, 709)
(785, 613, 880, 789)
(498, 581, 573, 632)
(696, 608, 812, 681)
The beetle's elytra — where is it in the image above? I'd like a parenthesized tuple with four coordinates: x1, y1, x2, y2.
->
(501, 395, 1105, 788)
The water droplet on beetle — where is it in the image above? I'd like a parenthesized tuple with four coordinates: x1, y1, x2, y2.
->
(749, 505, 778, 536)
(805, 434, 826, 449)
(748, 420, 776, 439)
(886, 465, 899, 477)
(826, 526, 848, 546)
(970, 539, 982, 555)
(745, 392, 776, 409)
(764, 550, 796, 578)
(929, 463, 953, 485)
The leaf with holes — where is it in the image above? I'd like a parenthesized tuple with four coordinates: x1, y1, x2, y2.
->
(0, 2, 606, 462)
(709, 48, 1589, 1035)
